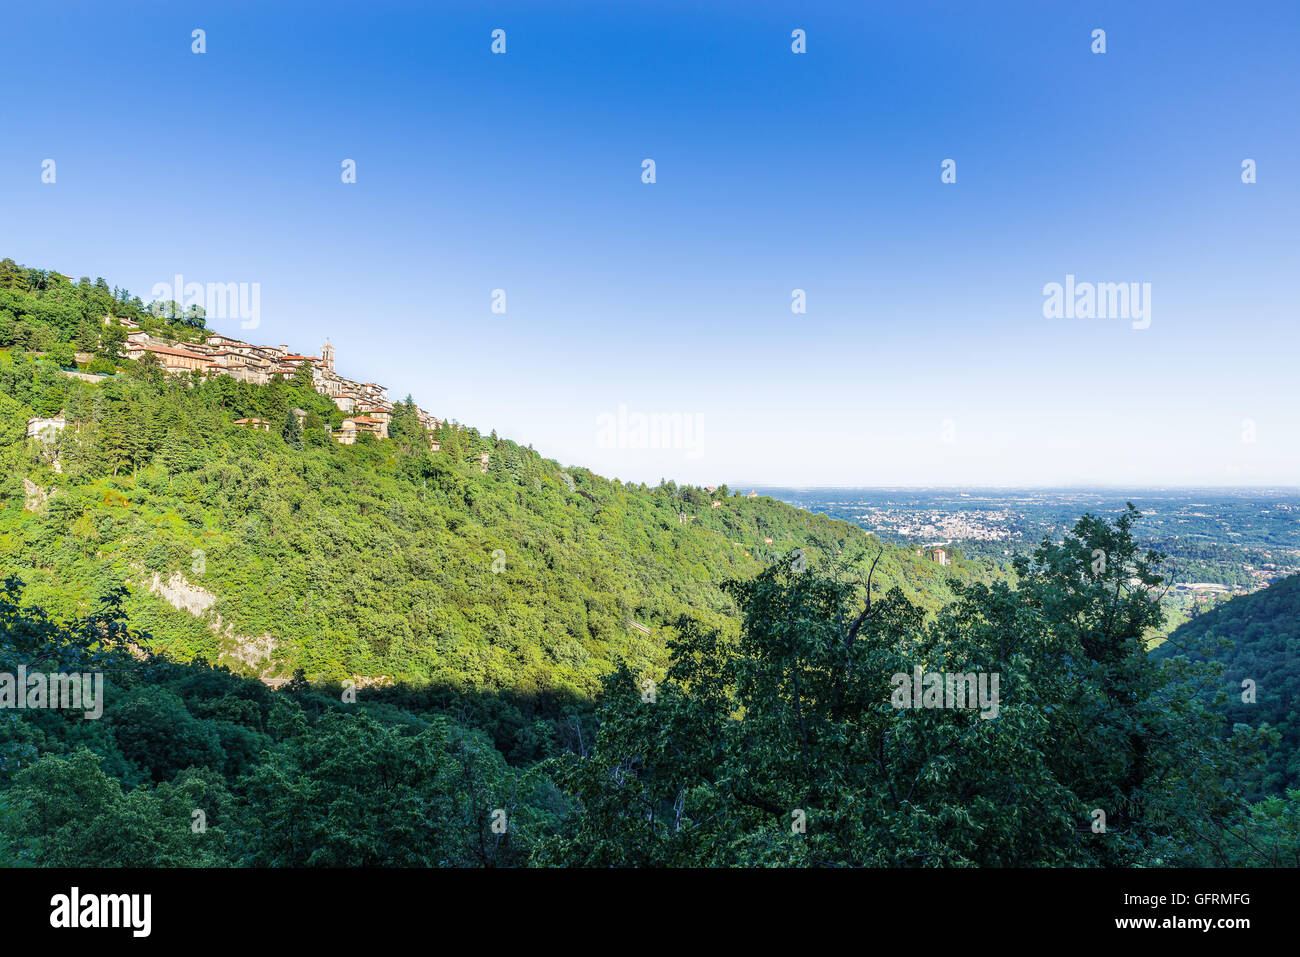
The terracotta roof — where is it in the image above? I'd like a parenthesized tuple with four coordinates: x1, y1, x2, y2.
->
(141, 343, 211, 360)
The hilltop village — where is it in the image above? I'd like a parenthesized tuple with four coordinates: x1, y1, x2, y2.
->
(111, 316, 448, 450)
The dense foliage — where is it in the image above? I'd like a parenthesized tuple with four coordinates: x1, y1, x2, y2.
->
(1, 514, 1294, 867)
(1156, 573, 1300, 797)
(0, 258, 205, 358)
(0, 287, 976, 695)
(1, 261, 1292, 868)
(0, 576, 565, 866)
(538, 508, 1296, 867)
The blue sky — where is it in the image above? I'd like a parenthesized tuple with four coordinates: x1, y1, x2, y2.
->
(3, 1, 1297, 487)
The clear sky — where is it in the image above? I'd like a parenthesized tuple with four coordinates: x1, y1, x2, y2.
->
(3, 1, 1297, 487)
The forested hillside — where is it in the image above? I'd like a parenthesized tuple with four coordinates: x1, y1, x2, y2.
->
(0, 258, 205, 364)
(2, 510, 1294, 867)
(0, 260, 983, 697)
(1, 261, 1293, 869)
(1156, 574, 1300, 796)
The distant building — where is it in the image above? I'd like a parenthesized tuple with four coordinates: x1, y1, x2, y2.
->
(233, 417, 272, 431)
(930, 548, 949, 566)
(747, 490, 758, 499)
(359, 404, 391, 429)
(27, 414, 67, 443)
(126, 342, 213, 373)
(351, 415, 388, 440)
(120, 330, 443, 448)
(208, 349, 274, 385)
(205, 334, 246, 349)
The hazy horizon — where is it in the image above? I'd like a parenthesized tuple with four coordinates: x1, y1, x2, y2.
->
(738, 484, 1300, 492)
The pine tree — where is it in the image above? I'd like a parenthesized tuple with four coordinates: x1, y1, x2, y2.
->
(282, 409, 303, 449)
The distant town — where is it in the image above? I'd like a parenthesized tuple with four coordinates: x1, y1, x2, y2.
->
(103, 315, 443, 449)
(761, 487, 1300, 618)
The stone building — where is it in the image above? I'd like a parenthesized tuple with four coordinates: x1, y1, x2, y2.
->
(125, 342, 214, 373)
(129, 330, 442, 448)
(351, 415, 388, 440)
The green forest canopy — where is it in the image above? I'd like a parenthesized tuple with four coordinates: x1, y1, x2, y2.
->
(0, 260, 1295, 867)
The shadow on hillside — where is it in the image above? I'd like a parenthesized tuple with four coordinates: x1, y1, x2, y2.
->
(265, 670, 598, 766)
